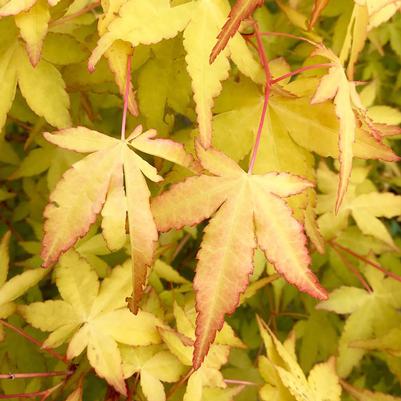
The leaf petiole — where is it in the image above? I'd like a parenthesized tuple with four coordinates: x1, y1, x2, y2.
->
(121, 53, 133, 141)
(271, 63, 334, 84)
(248, 20, 272, 175)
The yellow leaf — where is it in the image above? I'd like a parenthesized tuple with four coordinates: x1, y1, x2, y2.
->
(22, 251, 162, 394)
(308, 358, 341, 401)
(101, 165, 127, 251)
(86, 326, 127, 395)
(0, 0, 36, 16)
(94, 309, 161, 346)
(89, 0, 194, 70)
(0, 41, 17, 136)
(140, 370, 165, 401)
(56, 251, 100, 320)
(43, 125, 191, 312)
(0, 231, 11, 287)
(15, 0, 50, 66)
(41, 147, 121, 267)
(0, 268, 48, 306)
(342, 380, 401, 401)
(16, 43, 71, 128)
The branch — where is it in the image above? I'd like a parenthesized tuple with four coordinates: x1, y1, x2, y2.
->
(0, 371, 73, 379)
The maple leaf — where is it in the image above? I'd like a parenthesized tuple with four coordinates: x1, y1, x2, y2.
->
(257, 316, 342, 401)
(209, 0, 264, 63)
(19, 251, 163, 395)
(342, 381, 401, 401)
(308, 0, 330, 29)
(317, 265, 401, 377)
(0, 231, 49, 320)
(0, 0, 65, 66)
(355, 0, 401, 29)
(151, 144, 328, 368)
(42, 125, 193, 313)
(89, 0, 262, 148)
(316, 163, 401, 249)
(0, 30, 71, 136)
(158, 301, 244, 401)
(311, 46, 366, 213)
(121, 345, 185, 401)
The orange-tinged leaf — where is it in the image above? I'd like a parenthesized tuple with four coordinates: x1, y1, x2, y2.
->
(311, 48, 364, 213)
(193, 179, 256, 368)
(44, 127, 117, 153)
(308, 0, 330, 29)
(0, 0, 36, 16)
(341, 380, 401, 401)
(88, 0, 194, 70)
(101, 165, 127, 251)
(152, 147, 326, 368)
(253, 185, 327, 300)
(15, 0, 50, 66)
(152, 175, 236, 232)
(129, 129, 193, 169)
(105, 41, 138, 116)
(123, 147, 158, 313)
(42, 126, 191, 314)
(209, 0, 264, 63)
(41, 146, 121, 268)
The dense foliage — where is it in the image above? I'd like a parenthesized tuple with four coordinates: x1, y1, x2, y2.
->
(0, 0, 401, 400)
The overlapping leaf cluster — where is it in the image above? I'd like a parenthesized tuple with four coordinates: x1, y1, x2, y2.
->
(0, 0, 401, 400)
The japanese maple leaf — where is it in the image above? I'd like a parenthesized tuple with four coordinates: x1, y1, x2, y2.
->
(0, 36, 70, 136)
(42, 125, 192, 313)
(316, 163, 401, 250)
(0, 231, 48, 335)
(209, 0, 264, 63)
(311, 46, 366, 213)
(88, 0, 262, 148)
(159, 301, 244, 400)
(257, 316, 342, 401)
(317, 265, 401, 377)
(308, 0, 330, 29)
(0, 0, 61, 66)
(19, 251, 162, 395)
(355, 0, 401, 29)
(151, 144, 328, 368)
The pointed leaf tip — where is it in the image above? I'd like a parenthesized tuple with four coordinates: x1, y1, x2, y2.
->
(209, 0, 264, 64)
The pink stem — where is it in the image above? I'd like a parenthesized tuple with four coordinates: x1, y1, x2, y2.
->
(271, 63, 334, 84)
(224, 379, 257, 386)
(331, 241, 401, 284)
(0, 384, 61, 399)
(244, 30, 320, 47)
(248, 21, 272, 175)
(49, 1, 100, 27)
(121, 54, 132, 141)
(0, 320, 67, 364)
(0, 371, 73, 379)
(330, 244, 373, 293)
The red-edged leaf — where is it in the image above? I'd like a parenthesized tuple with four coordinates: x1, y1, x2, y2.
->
(42, 126, 191, 313)
(152, 146, 327, 369)
(209, 0, 264, 64)
(308, 0, 330, 29)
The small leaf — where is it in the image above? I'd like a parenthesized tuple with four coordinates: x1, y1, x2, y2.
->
(209, 0, 264, 63)
(15, 0, 50, 66)
(308, 0, 330, 29)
